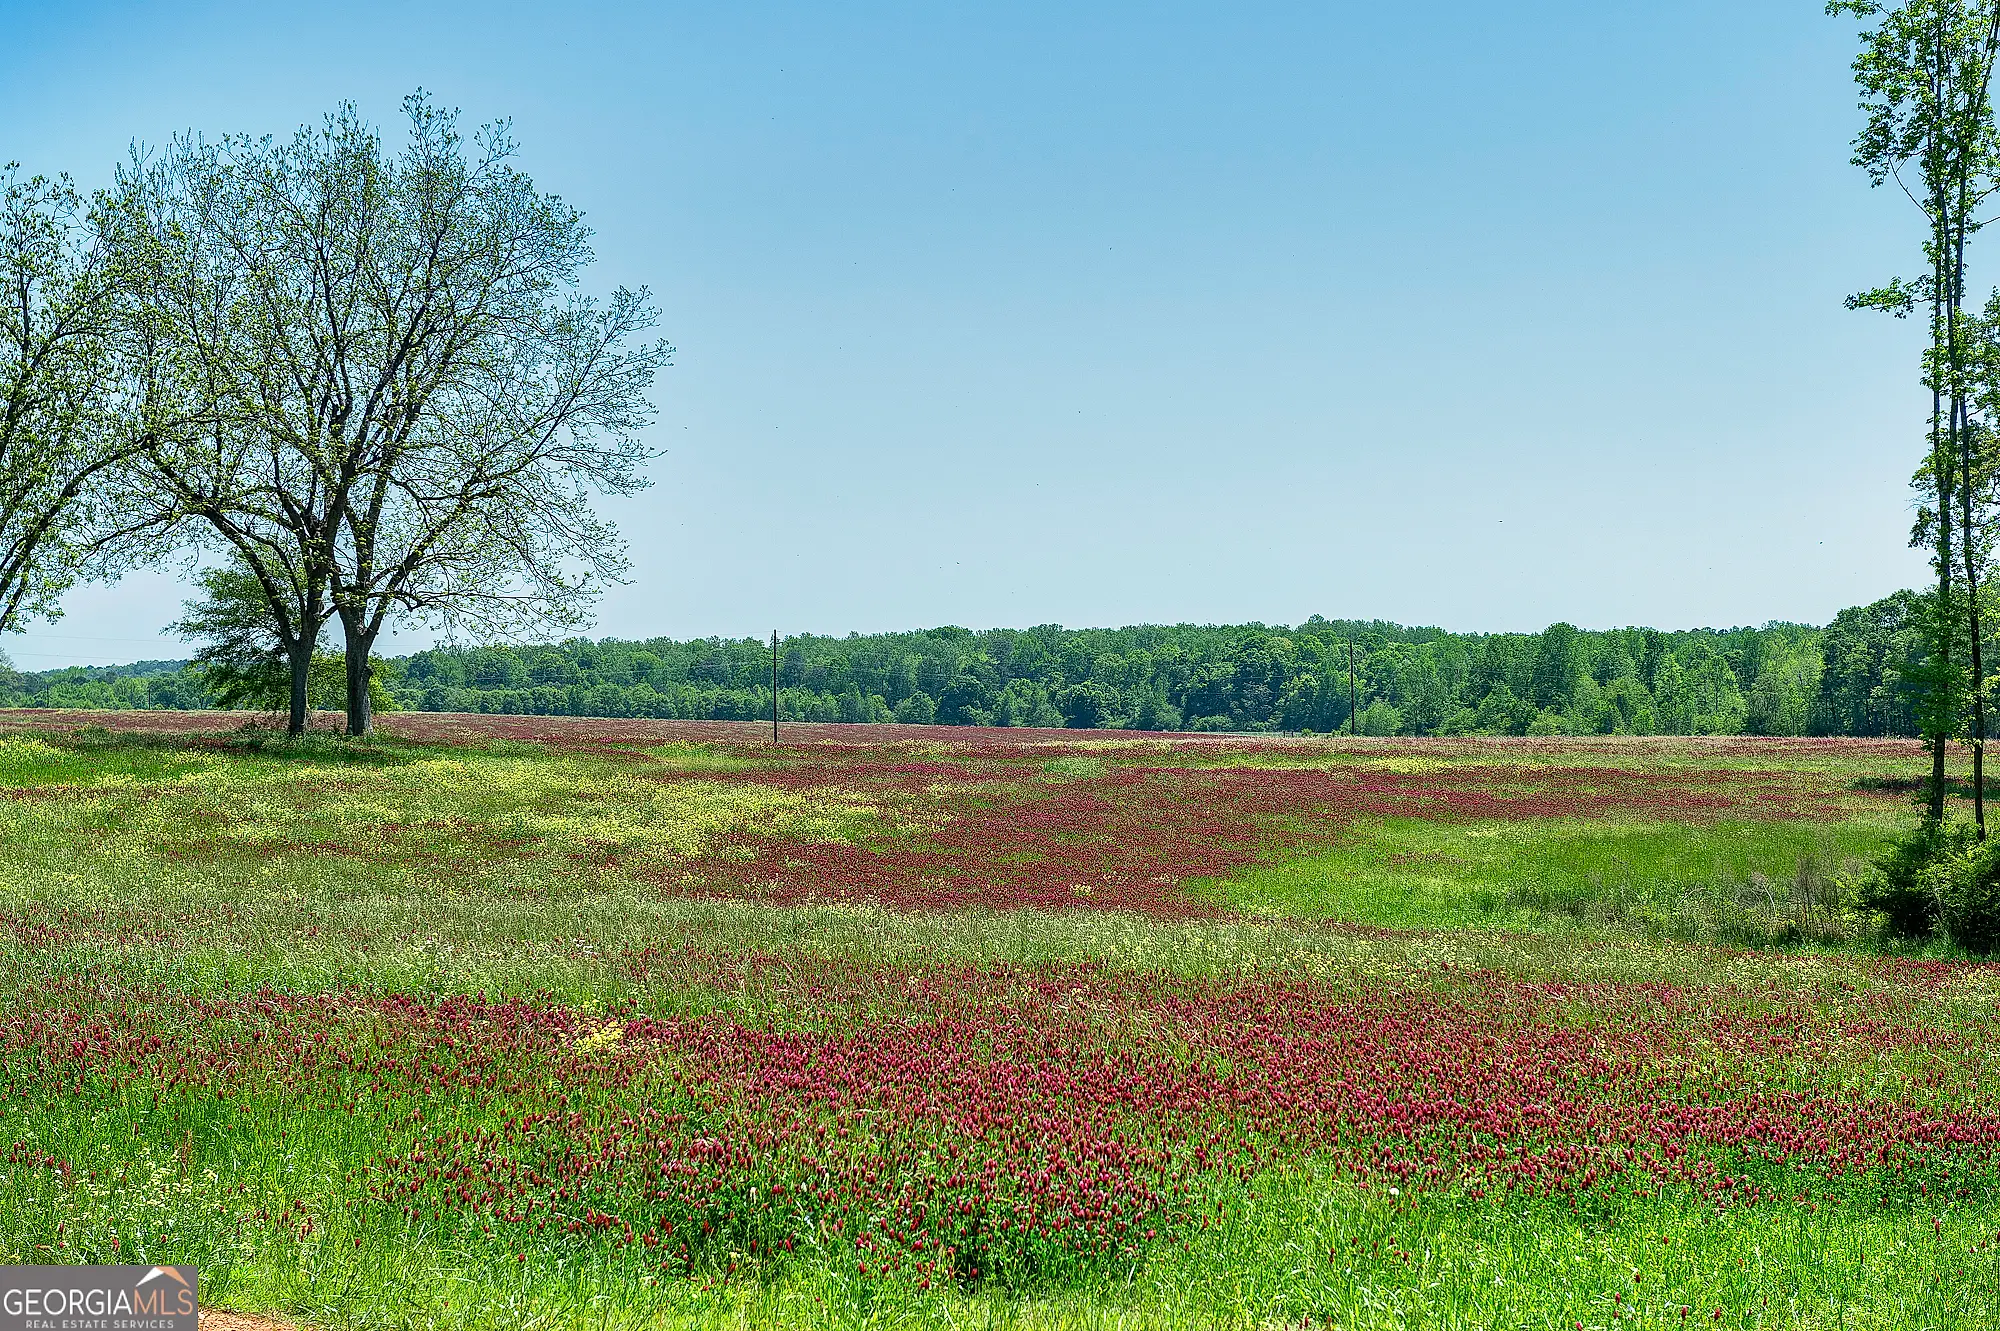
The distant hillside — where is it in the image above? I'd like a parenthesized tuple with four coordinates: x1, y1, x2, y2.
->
(0, 590, 1933, 737)
(4, 659, 212, 712)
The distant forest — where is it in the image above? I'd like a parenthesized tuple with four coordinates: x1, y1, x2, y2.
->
(0, 590, 1941, 738)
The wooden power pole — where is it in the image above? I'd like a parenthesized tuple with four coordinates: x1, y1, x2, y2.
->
(1348, 638, 1358, 738)
(771, 630, 780, 743)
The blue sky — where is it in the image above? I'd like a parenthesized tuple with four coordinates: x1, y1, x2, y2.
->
(0, 1, 1932, 666)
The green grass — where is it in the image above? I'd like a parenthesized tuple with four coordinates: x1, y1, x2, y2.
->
(0, 725, 1992, 1329)
(8, 1053, 1994, 1330)
(1184, 733, 1935, 780)
(11, 1097, 1992, 1330)
(1208, 815, 1899, 944)
(1041, 755, 1107, 781)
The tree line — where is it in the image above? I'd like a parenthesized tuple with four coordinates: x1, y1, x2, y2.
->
(3, 589, 1941, 737)
(2, 94, 668, 739)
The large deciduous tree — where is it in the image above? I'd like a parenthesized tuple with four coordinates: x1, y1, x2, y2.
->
(114, 121, 363, 735)
(324, 99, 668, 736)
(117, 93, 668, 737)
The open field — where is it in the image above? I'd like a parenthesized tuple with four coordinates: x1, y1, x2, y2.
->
(1, 713, 1995, 1328)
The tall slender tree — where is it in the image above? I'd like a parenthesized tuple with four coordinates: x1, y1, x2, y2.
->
(1943, 8, 2000, 835)
(1835, 0, 2000, 825)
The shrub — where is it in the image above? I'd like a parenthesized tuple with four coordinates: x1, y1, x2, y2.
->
(1860, 817, 1973, 940)
(1938, 835, 2000, 956)
(1859, 818, 2000, 953)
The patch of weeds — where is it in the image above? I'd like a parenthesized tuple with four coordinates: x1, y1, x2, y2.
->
(641, 743, 765, 773)
(1044, 756, 1107, 781)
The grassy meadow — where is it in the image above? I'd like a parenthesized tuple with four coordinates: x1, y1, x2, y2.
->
(0, 714, 1993, 1329)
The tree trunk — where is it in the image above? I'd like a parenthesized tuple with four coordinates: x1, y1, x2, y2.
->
(340, 614, 377, 737)
(1973, 580, 1986, 834)
(1957, 395, 1985, 837)
(287, 638, 313, 739)
(1953, 163, 1986, 836)
(1929, 424, 1954, 820)
(1928, 172, 1957, 825)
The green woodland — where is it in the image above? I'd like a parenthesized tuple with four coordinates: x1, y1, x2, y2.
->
(12, 587, 1930, 736)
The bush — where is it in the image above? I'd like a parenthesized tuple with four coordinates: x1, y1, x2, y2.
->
(1938, 836, 2000, 955)
(1859, 818, 2000, 953)
(1860, 817, 1971, 940)
(1437, 708, 1481, 736)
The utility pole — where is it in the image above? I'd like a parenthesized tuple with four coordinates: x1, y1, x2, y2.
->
(1348, 637, 1358, 738)
(771, 630, 780, 744)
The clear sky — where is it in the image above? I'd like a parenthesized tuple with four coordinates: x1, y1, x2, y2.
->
(0, 0, 1936, 667)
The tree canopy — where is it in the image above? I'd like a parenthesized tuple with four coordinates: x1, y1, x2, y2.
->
(12, 592, 1947, 738)
(110, 93, 667, 737)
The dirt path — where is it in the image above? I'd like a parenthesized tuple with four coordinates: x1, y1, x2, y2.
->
(201, 1313, 293, 1331)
